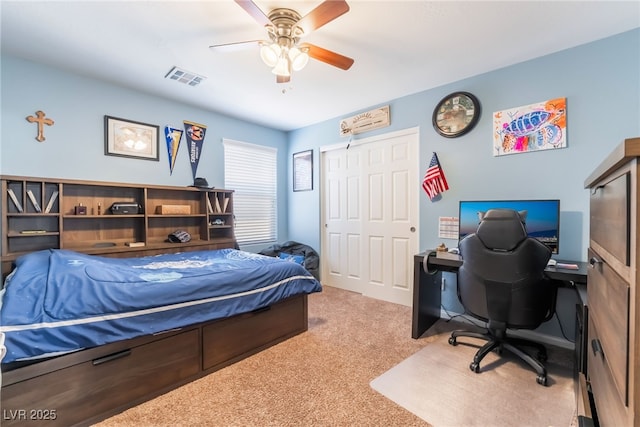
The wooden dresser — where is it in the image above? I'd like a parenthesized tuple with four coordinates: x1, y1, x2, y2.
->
(585, 137, 640, 426)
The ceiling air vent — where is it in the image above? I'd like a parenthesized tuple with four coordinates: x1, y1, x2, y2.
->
(165, 66, 206, 87)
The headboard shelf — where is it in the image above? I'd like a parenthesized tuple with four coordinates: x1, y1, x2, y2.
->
(1, 175, 236, 278)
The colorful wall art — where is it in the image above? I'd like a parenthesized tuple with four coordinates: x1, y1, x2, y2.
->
(492, 97, 566, 156)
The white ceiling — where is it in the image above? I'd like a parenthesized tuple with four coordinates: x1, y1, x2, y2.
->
(2, 1, 639, 131)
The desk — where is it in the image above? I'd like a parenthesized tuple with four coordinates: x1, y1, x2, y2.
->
(412, 251, 588, 339)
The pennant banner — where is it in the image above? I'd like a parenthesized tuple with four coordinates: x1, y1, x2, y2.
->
(422, 152, 449, 201)
(183, 120, 207, 180)
(164, 126, 183, 175)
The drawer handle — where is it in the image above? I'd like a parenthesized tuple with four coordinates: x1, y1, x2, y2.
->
(153, 327, 182, 336)
(588, 257, 602, 268)
(92, 349, 132, 366)
(591, 339, 604, 359)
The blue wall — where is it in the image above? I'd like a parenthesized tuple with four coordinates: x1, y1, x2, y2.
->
(2, 29, 639, 262)
(288, 29, 640, 263)
(0, 56, 291, 252)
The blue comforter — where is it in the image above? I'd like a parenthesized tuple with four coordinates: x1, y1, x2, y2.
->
(0, 248, 322, 363)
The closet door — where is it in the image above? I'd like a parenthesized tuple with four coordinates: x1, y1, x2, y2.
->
(321, 128, 419, 306)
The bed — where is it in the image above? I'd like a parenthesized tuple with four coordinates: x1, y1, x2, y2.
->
(1, 248, 322, 426)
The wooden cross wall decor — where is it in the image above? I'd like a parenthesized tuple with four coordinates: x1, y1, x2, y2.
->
(26, 110, 54, 142)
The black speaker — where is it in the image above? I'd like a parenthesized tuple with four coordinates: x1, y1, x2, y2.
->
(109, 202, 141, 214)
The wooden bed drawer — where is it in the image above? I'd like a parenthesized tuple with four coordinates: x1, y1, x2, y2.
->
(2, 328, 200, 427)
(589, 171, 630, 266)
(588, 317, 630, 427)
(202, 294, 307, 371)
(587, 248, 630, 405)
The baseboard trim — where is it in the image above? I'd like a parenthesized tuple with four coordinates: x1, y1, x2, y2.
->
(440, 309, 575, 351)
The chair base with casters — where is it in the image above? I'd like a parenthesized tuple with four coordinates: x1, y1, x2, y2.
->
(448, 326, 549, 386)
(449, 208, 557, 387)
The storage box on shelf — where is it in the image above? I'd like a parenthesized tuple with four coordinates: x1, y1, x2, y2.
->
(1, 176, 236, 277)
(155, 205, 191, 215)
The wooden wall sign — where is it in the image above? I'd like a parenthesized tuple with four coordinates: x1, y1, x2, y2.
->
(339, 106, 390, 136)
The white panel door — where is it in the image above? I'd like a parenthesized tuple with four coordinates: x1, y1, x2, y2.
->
(321, 128, 419, 306)
(322, 147, 364, 294)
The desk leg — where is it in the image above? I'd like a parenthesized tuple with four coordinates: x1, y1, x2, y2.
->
(412, 258, 442, 338)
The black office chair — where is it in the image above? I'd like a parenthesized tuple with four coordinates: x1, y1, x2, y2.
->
(448, 208, 556, 386)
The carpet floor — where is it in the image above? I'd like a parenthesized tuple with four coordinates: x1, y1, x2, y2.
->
(94, 285, 575, 426)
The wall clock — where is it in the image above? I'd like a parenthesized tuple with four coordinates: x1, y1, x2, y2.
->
(432, 92, 480, 138)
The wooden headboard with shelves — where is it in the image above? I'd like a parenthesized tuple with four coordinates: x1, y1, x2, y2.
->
(1, 175, 236, 279)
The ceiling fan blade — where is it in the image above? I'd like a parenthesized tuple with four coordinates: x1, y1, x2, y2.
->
(296, 0, 350, 34)
(276, 75, 291, 84)
(301, 43, 354, 70)
(209, 40, 261, 52)
(234, 0, 271, 27)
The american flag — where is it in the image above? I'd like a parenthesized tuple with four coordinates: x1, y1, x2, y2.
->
(422, 152, 449, 200)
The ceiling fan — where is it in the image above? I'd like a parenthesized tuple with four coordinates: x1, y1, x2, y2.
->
(210, 0, 354, 83)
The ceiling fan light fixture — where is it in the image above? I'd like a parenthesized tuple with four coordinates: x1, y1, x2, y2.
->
(220, 1, 354, 82)
(260, 42, 280, 67)
(289, 47, 309, 71)
(272, 56, 291, 77)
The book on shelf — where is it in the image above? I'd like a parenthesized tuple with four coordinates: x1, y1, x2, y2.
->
(214, 197, 222, 213)
(44, 190, 59, 213)
(26, 190, 42, 212)
(7, 188, 23, 212)
(222, 196, 229, 213)
(206, 196, 214, 214)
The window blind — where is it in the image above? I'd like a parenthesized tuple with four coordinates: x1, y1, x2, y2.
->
(223, 139, 277, 245)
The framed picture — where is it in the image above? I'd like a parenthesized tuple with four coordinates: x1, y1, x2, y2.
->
(293, 150, 313, 192)
(432, 92, 480, 138)
(104, 115, 160, 161)
(492, 97, 567, 156)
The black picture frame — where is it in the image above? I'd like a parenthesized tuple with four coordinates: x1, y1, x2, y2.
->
(293, 150, 313, 192)
(104, 115, 160, 161)
(432, 92, 481, 138)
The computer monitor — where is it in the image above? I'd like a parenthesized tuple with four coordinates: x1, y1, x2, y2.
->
(458, 199, 560, 254)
